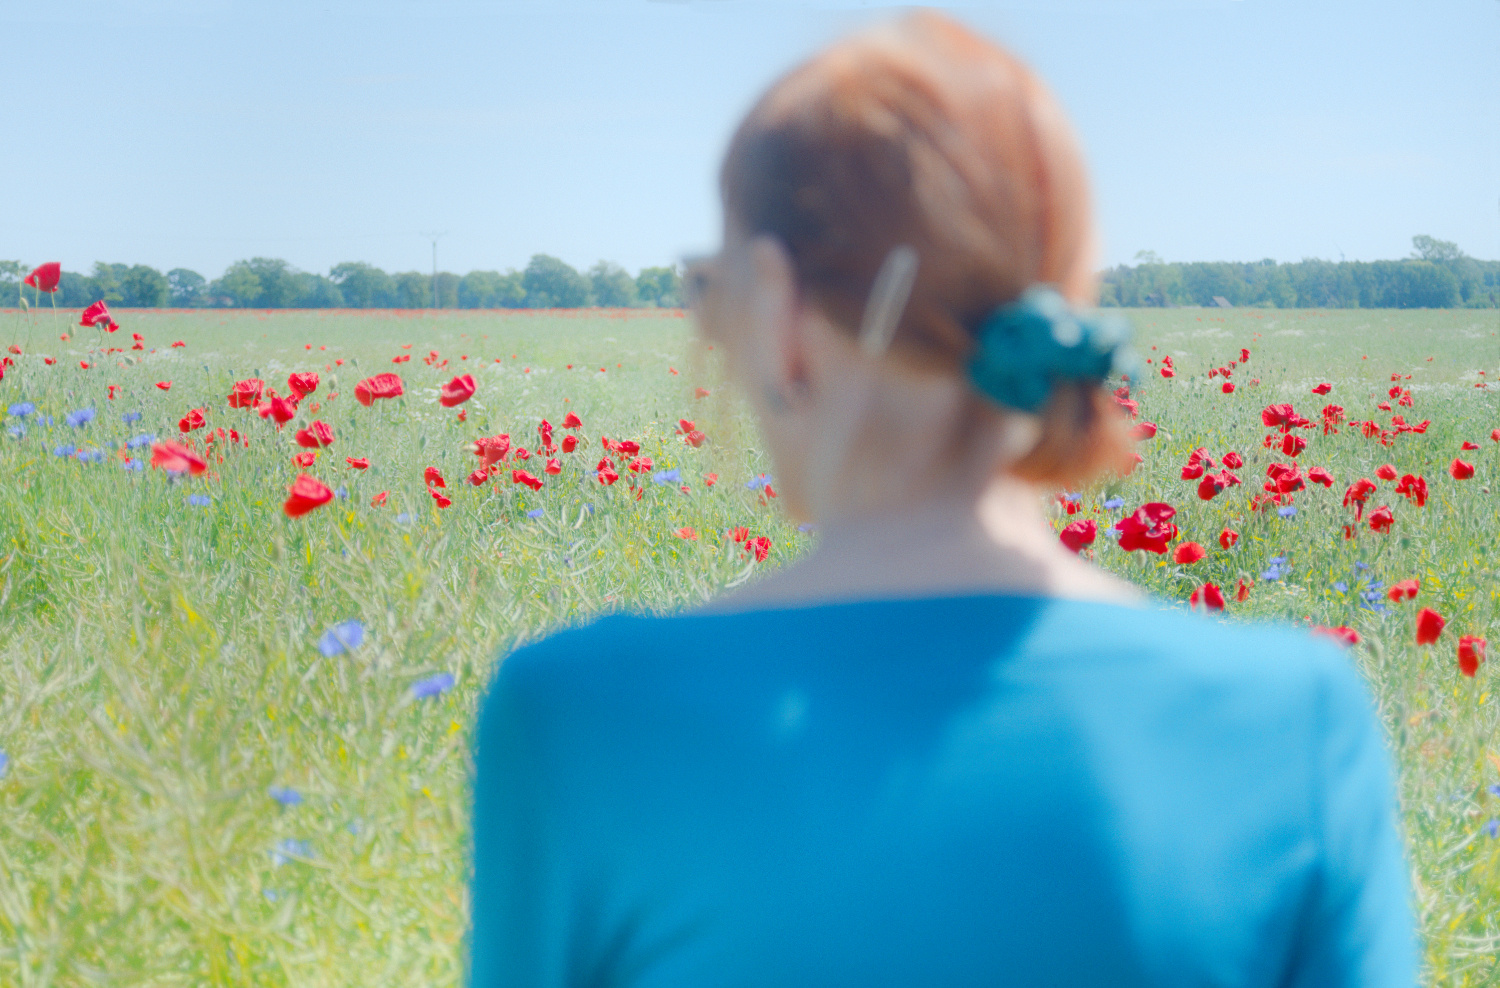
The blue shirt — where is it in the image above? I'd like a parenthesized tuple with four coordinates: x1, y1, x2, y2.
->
(470, 595, 1413, 987)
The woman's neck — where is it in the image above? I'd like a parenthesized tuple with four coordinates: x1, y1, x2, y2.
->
(704, 475, 1140, 614)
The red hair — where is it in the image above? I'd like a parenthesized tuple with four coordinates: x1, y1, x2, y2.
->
(721, 12, 1130, 486)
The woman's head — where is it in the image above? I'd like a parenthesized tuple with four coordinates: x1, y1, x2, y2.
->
(694, 12, 1131, 520)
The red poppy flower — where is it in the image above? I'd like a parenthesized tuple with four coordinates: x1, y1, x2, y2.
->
(1221, 382, 1235, 394)
(1115, 502, 1177, 554)
(1260, 403, 1297, 431)
(80, 300, 118, 331)
(258, 396, 297, 426)
(1159, 365, 1175, 379)
(1307, 466, 1334, 488)
(1235, 578, 1251, 602)
(537, 419, 554, 448)
(1189, 582, 1225, 611)
(439, 374, 476, 407)
(1218, 528, 1238, 549)
(467, 467, 489, 486)
(1342, 478, 1377, 510)
(596, 458, 619, 485)
(1394, 474, 1428, 506)
(294, 420, 335, 448)
(346, 456, 369, 469)
(1311, 383, 1331, 395)
(683, 430, 706, 447)
(544, 457, 561, 475)
(512, 469, 543, 491)
(676, 418, 695, 434)
(1492, 429, 1500, 443)
(1264, 462, 1304, 494)
(1219, 451, 1242, 470)
(150, 440, 207, 475)
(24, 262, 61, 292)
(1368, 505, 1395, 534)
(424, 466, 446, 488)
(371, 490, 388, 507)
(284, 474, 333, 518)
(615, 439, 641, 455)
(1375, 463, 1398, 481)
(729, 525, 749, 543)
(170, 340, 185, 347)
(1386, 579, 1419, 602)
(78, 360, 90, 369)
(1459, 635, 1488, 677)
(1280, 434, 1306, 457)
(1196, 473, 1227, 501)
(513, 447, 531, 461)
(1173, 541, 1207, 565)
(1129, 421, 1157, 440)
(1058, 519, 1097, 553)
(560, 434, 578, 453)
(748, 536, 772, 562)
(628, 456, 653, 473)
(1416, 607, 1446, 646)
(674, 526, 698, 540)
(1181, 462, 1205, 481)
(287, 372, 320, 397)
(695, 387, 711, 399)
(1450, 458, 1475, 480)
(1312, 625, 1360, 648)
(429, 487, 452, 508)
(227, 378, 264, 408)
(354, 373, 404, 406)
(178, 408, 207, 433)
(562, 411, 582, 429)
(704, 472, 718, 487)
(1239, 348, 1250, 362)
(293, 451, 317, 467)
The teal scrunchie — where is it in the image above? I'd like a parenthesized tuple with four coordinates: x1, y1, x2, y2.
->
(966, 285, 1139, 413)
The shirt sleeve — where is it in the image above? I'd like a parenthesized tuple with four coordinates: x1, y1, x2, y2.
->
(1284, 650, 1416, 988)
(468, 648, 574, 988)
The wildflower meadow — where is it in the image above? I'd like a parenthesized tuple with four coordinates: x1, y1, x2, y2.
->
(0, 299, 1497, 985)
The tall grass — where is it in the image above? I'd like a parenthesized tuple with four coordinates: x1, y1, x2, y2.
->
(0, 306, 1496, 985)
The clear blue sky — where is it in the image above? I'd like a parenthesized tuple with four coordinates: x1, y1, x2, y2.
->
(3, 0, 1496, 279)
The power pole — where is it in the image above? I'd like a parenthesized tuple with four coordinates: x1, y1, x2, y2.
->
(423, 231, 447, 309)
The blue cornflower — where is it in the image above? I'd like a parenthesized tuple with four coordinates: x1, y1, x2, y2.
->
(1488, 784, 1500, 798)
(526, 508, 544, 518)
(411, 672, 456, 699)
(0, 750, 8, 778)
(652, 468, 682, 486)
(797, 523, 816, 533)
(1260, 564, 1283, 581)
(65, 407, 95, 428)
(317, 620, 365, 657)
(264, 889, 279, 902)
(8, 402, 35, 417)
(272, 838, 312, 866)
(52, 444, 76, 457)
(123, 458, 144, 471)
(187, 494, 211, 507)
(1063, 491, 1082, 503)
(1486, 819, 1500, 839)
(1269, 556, 1288, 566)
(334, 486, 348, 499)
(268, 786, 303, 807)
(125, 433, 156, 449)
(1354, 561, 1369, 571)
(76, 449, 104, 464)
(1333, 581, 1349, 594)
(745, 474, 772, 491)
(122, 410, 142, 423)
(7, 426, 24, 439)
(1277, 505, 1297, 518)
(1103, 496, 1125, 510)
(395, 512, 412, 524)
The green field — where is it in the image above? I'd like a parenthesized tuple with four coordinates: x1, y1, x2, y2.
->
(1, 306, 1497, 985)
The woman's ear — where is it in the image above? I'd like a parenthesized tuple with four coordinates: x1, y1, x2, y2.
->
(746, 235, 809, 401)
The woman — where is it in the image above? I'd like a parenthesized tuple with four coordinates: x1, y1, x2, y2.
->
(470, 13, 1412, 986)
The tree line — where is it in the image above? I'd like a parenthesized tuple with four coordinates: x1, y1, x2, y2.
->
(1099, 237, 1498, 309)
(0, 254, 683, 310)
(4, 236, 1495, 310)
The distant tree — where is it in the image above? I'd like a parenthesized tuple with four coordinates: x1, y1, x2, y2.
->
(90, 263, 127, 304)
(330, 262, 397, 308)
(635, 266, 682, 308)
(459, 270, 526, 308)
(57, 271, 96, 306)
(393, 271, 432, 308)
(167, 269, 207, 307)
(435, 272, 460, 309)
(1386, 260, 1461, 308)
(119, 265, 169, 307)
(212, 263, 262, 307)
(292, 272, 344, 308)
(1411, 235, 1464, 264)
(522, 255, 591, 308)
(589, 261, 638, 307)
